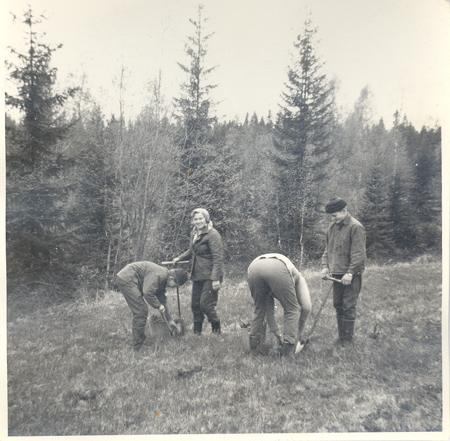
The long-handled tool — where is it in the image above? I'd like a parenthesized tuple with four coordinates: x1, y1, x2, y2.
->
(295, 276, 343, 354)
(160, 309, 175, 336)
(161, 260, 189, 318)
(158, 309, 185, 337)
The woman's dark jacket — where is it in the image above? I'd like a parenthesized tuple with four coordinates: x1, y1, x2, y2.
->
(176, 228, 225, 282)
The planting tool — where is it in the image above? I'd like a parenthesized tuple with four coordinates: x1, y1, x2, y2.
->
(295, 276, 343, 354)
(159, 309, 181, 337)
(161, 260, 190, 318)
(326, 276, 345, 283)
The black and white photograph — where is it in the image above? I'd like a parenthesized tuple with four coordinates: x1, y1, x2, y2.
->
(2, 0, 449, 439)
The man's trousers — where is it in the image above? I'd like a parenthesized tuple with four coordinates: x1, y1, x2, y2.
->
(117, 276, 171, 349)
(248, 257, 300, 346)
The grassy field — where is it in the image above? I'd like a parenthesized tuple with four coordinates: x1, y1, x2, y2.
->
(6, 258, 446, 437)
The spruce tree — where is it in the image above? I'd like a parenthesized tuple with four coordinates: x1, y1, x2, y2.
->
(167, 5, 224, 254)
(411, 127, 442, 252)
(359, 163, 395, 260)
(174, 4, 217, 171)
(5, 8, 78, 294)
(393, 120, 441, 255)
(386, 113, 416, 257)
(5, 8, 77, 169)
(273, 18, 336, 263)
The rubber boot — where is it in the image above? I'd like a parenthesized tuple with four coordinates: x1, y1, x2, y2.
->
(193, 321, 203, 335)
(211, 320, 221, 334)
(334, 315, 344, 346)
(133, 327, 146, 351)
(249, 335, 262, 356)
(260, 323, 267, 346)
(341, 319, 355, 347)
(281, 342, 295, 360)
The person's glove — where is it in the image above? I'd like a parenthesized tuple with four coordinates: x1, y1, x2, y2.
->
(321, 268, 330, 280)
(159, 304, 165, 314)
(341, 273, 353, 285)
(169, 320, 180, 335)
(212, 280, 221, 291)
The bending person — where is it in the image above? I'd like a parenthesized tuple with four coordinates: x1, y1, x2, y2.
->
(116, 261, 189, 351)
(247, 253, 311, 359)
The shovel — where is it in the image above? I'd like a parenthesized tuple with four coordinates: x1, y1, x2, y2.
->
(161, 260, 190, 318)
(160, 309, 174, 336)
(295, 276, 343, 354)
(159, 309, 184, 337)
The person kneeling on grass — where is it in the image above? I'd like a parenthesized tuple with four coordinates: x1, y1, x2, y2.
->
(116, 261, 189, 351)
(247, 253, 312, 359)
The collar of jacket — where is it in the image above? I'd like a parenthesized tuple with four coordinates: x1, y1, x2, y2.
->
(192, 223, 213, 243)
(336, 213, 351, 228)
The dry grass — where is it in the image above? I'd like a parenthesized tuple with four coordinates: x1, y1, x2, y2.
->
(6, 259, 445, 436)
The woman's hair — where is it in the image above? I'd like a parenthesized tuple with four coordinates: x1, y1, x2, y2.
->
(190, 208, 210, 223)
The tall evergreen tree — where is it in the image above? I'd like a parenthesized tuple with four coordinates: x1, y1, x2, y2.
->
(5, 8, 77, 169)
(5, 8, 78, 295)
(410, 126, 442, 252)
(392, 119, 441, 255)
(273, 18, 336, 263)
(174, 4, 217, 171)
(386, 113, 416, 256)
(359, 163, 395, 260)
(167, 5, 223, 254)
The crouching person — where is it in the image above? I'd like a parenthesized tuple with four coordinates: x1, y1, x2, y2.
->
(247, 254, 311, 359)
(116, 261, 189, 351)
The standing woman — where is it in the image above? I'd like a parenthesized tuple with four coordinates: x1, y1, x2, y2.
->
(172, 208, 225, 335)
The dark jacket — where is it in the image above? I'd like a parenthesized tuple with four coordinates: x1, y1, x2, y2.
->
(177, 227, 225, 282)
(321, 213, 366, 275)
(117, 261, 169, 309)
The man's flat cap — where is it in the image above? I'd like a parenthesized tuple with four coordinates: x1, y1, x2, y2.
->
(325, 198, 347, 213)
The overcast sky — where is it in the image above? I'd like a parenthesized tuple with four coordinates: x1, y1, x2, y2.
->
(3, 0, 450, 129)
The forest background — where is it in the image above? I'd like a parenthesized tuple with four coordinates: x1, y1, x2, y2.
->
(3, 2, 445, 319)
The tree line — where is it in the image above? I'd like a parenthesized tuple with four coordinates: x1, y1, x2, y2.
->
(5, 7, 441, 306)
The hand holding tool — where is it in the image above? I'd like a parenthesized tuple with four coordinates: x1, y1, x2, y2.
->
(296, 278, 338, 354)
(159, 310, 182, 336)
(161, 260, 190, 318)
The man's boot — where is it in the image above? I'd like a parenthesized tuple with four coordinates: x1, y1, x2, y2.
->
(211, 320, 221, 334)
(193, 321, 203, 335)
(341, 318, 355, 347)
(335, 315, 344, 346)
(133, 327, 146, 351)
(249, 335, 262, 356)
(281, 342, 295, 360)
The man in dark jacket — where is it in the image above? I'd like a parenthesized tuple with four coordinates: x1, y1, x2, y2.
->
(321, 198, 366, 347)
(117, 261, 189, 351)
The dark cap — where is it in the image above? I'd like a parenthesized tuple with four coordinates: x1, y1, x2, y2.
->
(325, 198, 347, 213)
(172, 268, 189, 286)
